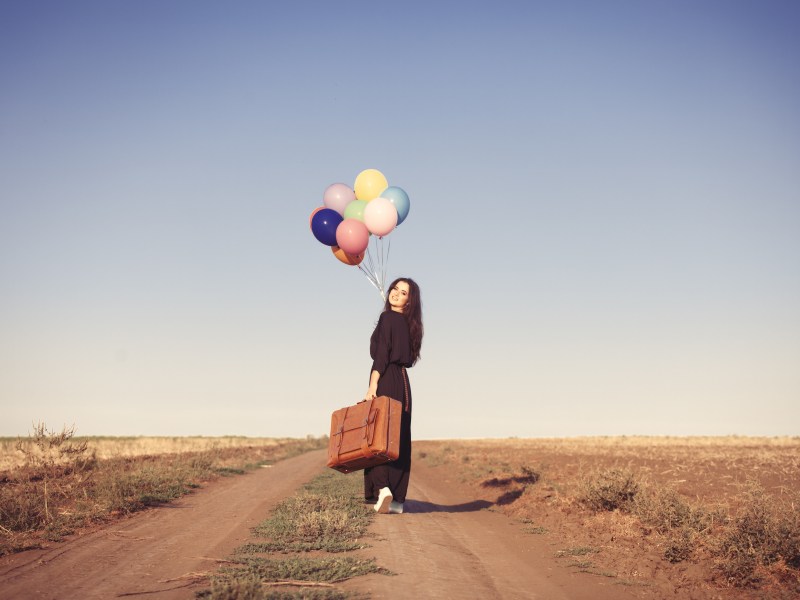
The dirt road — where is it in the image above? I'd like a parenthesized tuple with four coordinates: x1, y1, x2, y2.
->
(342, 460, 639, 600)
(0, 449, 640, 599)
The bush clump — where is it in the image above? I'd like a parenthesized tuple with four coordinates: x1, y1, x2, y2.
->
(579, 468, 640, 512)
(713, 483, 800, 587)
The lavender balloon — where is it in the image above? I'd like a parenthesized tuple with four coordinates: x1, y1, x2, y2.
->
(323, 183, 356, 216)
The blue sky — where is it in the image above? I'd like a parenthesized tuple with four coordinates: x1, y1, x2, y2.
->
(1, 1, 798, 439)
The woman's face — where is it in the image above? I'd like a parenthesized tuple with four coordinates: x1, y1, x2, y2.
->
(388, 281, 410, 312)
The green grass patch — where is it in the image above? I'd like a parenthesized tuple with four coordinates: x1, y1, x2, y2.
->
(201, 469, 389, 599)
(524, 525, 548, 535)
(556, 546, 599, 557)
(219, 555, 383, 584)
(567, 560, 594, 570)
(216, 467, 247, 477)
(246, 471, 372, 553)
(200, 578, 350, 600)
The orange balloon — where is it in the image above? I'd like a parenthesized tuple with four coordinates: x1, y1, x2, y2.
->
(332, 245, 364, 266)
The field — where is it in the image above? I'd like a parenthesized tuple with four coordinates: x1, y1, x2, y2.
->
(0, 434, 292, 471)
(0, 424, 326, 557)
(1, 430, 799, 598)
(414, 436, 800, 598)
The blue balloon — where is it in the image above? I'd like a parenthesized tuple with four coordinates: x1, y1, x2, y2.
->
(381, 186, 410, 225)
(311, 208, 343, 246)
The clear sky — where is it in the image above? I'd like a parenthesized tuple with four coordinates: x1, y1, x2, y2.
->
(1, 1, 798, 440)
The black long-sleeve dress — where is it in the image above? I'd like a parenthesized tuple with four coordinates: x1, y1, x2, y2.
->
(364, 310, 413, 503)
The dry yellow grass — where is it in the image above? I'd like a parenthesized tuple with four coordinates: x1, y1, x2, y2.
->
(0, 435, 289, 472)
(1, 428, 326, 557)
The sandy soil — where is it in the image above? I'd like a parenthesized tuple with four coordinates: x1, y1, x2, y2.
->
(341, 457, 639, 600)
(0, 451, 324, 599)
(0, 448, 646, 599)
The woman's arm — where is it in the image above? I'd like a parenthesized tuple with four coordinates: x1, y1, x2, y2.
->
(364, 369, 380, 400)
(366, 312, 391, 400)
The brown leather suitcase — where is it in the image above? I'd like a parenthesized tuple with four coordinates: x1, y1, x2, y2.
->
(327, 396, 402, 473)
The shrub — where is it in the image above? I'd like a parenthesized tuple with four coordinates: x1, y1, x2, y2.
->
(634, 484, 718, 534)
(713, 483, 800, 587)
(664, 526, 696, 563)
(579, 468, 639, 512)
(1, 423, 95, 532)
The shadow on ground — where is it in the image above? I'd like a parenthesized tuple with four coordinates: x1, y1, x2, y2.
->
(404, 499, 493, 513)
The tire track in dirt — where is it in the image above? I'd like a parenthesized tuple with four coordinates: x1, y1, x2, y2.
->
(0, 449, 327, 599)
(342, 458, 642, 600)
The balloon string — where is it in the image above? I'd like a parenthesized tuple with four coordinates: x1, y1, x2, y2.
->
(372, 237, 383, 295)
(356, 235, 391, 301)
(378, 236, 387, 298)
(365, 241, 380, 286)
(358, 264, 385, 299)
(383, 237, 391, 292)
(359, 239, 386, 301)
(374, 237, 381, 284)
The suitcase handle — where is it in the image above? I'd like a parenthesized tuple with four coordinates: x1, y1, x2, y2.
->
(361, 398, 376, 456)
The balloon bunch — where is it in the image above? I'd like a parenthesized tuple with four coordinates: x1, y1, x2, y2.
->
(310, 168, 410, 300)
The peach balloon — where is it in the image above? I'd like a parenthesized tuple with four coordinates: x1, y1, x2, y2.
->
(331, 245, 364, 266)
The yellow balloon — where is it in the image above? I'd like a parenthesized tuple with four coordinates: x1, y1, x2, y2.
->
(354, 168, 388, 201)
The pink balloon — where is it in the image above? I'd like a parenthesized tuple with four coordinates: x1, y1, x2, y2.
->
(336, 218, 370, 255)
(364, 197, 398, 237)
(323, 183, 356, 216)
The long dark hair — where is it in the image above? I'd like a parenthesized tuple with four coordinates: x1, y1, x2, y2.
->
(384, 277, 423, 365)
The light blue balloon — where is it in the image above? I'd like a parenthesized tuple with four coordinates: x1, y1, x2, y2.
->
(381, 186, 410, 225)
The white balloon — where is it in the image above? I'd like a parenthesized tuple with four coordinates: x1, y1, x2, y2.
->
(363, 197, 398, 237)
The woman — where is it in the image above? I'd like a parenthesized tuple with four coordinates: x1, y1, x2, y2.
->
(364, 277, 423, 514)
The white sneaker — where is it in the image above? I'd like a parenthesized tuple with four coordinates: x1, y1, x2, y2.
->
(389, 501, 404, 514)
(374, 487, 393, 513)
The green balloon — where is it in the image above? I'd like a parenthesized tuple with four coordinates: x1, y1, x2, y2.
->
(343, 199, 368, 222)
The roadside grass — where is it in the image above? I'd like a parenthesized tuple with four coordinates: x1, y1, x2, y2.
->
(240, 471, 372, 554)
(0, 423, 326, 556)
(519, 518, 548, 535)
(577, 469, 800, 586)
(555, 546, 599, 558)
(204, 580, 349, 600)
(200, 470, 389, 599)
(415, 437, 800, 596)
